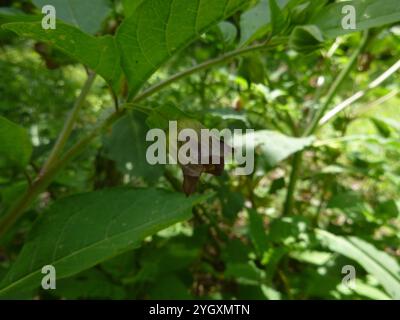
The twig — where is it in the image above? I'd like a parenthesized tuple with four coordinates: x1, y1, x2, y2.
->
(40, 71, 96, 176)
(283, 31, 371, 216)
(319, 59, 400, 125)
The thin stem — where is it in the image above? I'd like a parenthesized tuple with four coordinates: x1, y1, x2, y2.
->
(353, 88, 399, 116)
(282, 31, 371, 216)
(282, 152, 303, 216)
(131, 40, 278, 103)
(319, 58, 400, 125)
(40, 72, 96, 176)
(304, 31, 371, 136)
(0, 109, 125, 238)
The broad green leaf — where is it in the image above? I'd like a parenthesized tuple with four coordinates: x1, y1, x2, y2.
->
(316, 229, 400, 299)
(231, 130, 314, 167)
(0, 116, 32, 168)
(0, 188, 210, 297)
(239, 0, 289, 45)
(311, 0, 400, 39)
(103, 111, 163, 182)
(32, 0, 111, 34)
(116, 0, 250, 97)
(3, 22, 121, 91)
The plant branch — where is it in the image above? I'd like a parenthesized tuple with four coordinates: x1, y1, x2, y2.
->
(319, 58, 400, 125)
(282, 31, 371, 216)
(131, 40, 278, 103)
(40, 71, 96, 176)
(0, 109, 126, 238)
(354, 88, 399, 116)
(304, 31, 371, 136)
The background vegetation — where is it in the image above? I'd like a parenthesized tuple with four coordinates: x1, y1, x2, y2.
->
(0, 0, 399, 299)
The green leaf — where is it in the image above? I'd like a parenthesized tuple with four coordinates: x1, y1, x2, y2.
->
(238, 53, 265, 85)
(376, 200, 399, 220)
(0, 188, 210, 297)
(350, 279, 391, 300)
(116, 0, 250, 97)
(289, 25, 324, 53)
(0, 116, 32, 168)
(248, 209, 269, 257)
(269, 0, 286, 35)
(231, 130, 314, 167)
(149, 276, 192, 299)
(146, 104, 190, 130)
(218, 21, 238, 45)
(55, 269, 126, 299)
(0, 8, 38, 24)
(268, 216, 309, 244)
(370, 118, 392, 138)
(122, 0, 144, 17)
(327, 192, 367, 214)
(239, 0, 289, 45)
(32, 0, 111, 34)
(225, 262, 264, 285)
(103, 111, 163, 182)
(3, 22, 121, 91)
(316, 229, 400, 299)
(311, 0, 400, 39)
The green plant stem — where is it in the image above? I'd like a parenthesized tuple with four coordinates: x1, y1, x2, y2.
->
(0, 109, 125, 238)
(282, 152, 303, 216)
(282, 31, 371, 216)
(304, 31, 371, 136)
(0, 41, 277, 238)
(131, 40, 278, 103)
(40, 72, 96, 176)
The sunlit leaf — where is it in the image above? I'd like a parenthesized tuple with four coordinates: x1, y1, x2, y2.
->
(316, 229, 400, 299)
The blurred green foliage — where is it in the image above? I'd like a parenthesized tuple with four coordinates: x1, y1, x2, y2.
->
(0, 0, 399, 300)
